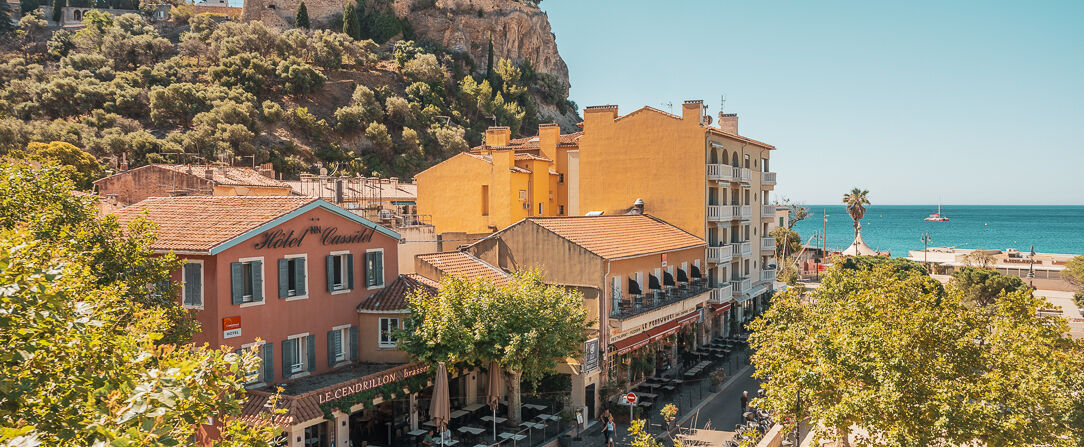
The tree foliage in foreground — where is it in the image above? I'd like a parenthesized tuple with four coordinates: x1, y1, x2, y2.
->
(400, 270, 591, 423)
(950, 266, 1028, 308)
(750, 263, 1084, 446)
(0, 163, 282, 445)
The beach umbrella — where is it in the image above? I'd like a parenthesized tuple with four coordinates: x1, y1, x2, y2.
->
(430, 362, 451, 446)
(486, 361, 503, 441)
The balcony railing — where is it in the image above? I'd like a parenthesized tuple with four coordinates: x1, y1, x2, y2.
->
(739, 168, 752, 183)
(739, 205, 752, 220)
(611, 280, 710, 320)
(706, 164, 745, 183)
(734, 241, 752, 257)
(761, 204, 775, 217)
(706, 205, 735, 221)
(730, 277, 752, 294)
(761, 236, 776, 252)
(761, 269, 777, 283)
(707, 244, 733, 264)
(762, 172, 777, 185)
(711, 283, 733, 302)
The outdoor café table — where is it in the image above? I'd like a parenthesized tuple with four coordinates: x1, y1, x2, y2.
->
(522, 403, 547, 411)
(499, 433, 526, 441)
(458, 427, 486, 435)
(450, 410, 469, 419)
(536, 414, 557, 421)
(423, 421, 437, 428)
(661, 385, 676, 392)
(481, 416, 507, 424)
(463, 403, 485, 412)
(635, 392, 658, 400)
(408, 429, 429, 437)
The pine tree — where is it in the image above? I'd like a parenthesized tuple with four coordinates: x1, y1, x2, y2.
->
(294, 1, 309, 29)
(0, 0, 14, 36)
(52, 0, 65, 23)
(343, 2, 361, 40)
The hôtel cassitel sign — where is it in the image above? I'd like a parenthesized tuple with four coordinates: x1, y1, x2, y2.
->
(254, 225, 377, 250)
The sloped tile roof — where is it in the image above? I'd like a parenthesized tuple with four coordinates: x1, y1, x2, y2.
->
(151, 164, 293, 188)
(111, 196, 317, 252)
(357, 274, 438, 312)
(527, 215, 705, 260)
(471, 131, 583, 152)
(416, 252, 511, 285)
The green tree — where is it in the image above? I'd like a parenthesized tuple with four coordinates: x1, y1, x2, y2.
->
(0, 0, 16, 36)
(950, 266, 1028, 308)
(342, 2, 361, 40)
(841, 187, 870, 238)
(400, 270, 591, 423)
(295, 1, 309, 29)
(21, 141, 102, 189)
(750, 264, 1084, 446)
(485, 35, 494, 83)
(1063, 255, 1084, 309)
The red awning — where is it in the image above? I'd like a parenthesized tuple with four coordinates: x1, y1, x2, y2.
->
(710, 302, 732, 314)
(611, 332, 650, 356)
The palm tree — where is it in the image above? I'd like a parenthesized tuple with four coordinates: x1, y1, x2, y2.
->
(842, 188, 870, 238)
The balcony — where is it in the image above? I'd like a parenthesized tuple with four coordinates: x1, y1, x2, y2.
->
(761, 236, 776, 252)
(734, 241, 752, 257)
(739, 168, 752, 183)
(707, 205, 735, 222)
(761, 269, 777, 283)
(762, 172, 777, 186)
(761, 204, 775, 217)
(609, 281, 712, 331)
(707, 244, 733, 264)
(710, 283, 733, 302)
(739, 205, 752, 220)
(707, 164, 737, 182)
(730, 277, 752, 295)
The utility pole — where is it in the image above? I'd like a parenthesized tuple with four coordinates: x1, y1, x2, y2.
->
(921, 232, 932, 272)
(1027, 245, 1036, 289)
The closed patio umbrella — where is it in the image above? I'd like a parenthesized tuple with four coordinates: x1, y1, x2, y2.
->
(430, 362, 451, 446)
(486, 361, 503, 441)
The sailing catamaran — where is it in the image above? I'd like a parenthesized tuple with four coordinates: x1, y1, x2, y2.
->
(924, 202, 949, 221)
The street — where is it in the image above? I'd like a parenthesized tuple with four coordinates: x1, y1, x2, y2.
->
(682, 365, 763, 433)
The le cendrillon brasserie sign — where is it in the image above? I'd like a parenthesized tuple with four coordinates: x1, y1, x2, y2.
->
(254, 224, 377, 250)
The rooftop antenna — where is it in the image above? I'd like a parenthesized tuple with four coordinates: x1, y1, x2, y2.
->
(719, 94, 727, 113)
(661, 101, 673, 113)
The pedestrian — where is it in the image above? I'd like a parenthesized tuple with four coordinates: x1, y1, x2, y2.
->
(599, 408, 612, 426)
(604, 416, 616, 447)
(740, 390, 749, 412)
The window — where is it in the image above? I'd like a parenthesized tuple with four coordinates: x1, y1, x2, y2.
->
(744, 154, 750, 169)
(282, 334, 313, 377)
(559, 205, 565, 215)
(329, 326, 349, 363)
(519, 190, 527, 201)
(278, 255, 307, 299)
(481, 185, 490, 216)
(230, 258, 264, 305)
(242, 342, 273, 385)
(365, 250, 384, 288)
(779, 217, 784, 227)
(538, 203, 544, 215)
(182, 261, 203, 308)
(379, 318, 399, 348)
(558, 173, 565, 183)
(326, 252, 353, 292)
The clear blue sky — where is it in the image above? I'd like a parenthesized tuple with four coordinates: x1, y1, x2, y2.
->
(541, 0, 1084, 205)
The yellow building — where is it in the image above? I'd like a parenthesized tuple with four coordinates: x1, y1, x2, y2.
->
(578, 100, 779, 326)
(414, 124, 581, 237)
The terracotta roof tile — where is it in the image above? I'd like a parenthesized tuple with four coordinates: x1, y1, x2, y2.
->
(151, 164, 292, 188)
(111, 196, 316, 252)
(416, 252, 511, 285)
(357, 274, 437, 312)
(514, 153, 552, 162)
(470, 131, 583, 152)
(526, 215, 705, 260)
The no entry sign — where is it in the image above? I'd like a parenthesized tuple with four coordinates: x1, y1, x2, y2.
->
(625, 392, 638, 405)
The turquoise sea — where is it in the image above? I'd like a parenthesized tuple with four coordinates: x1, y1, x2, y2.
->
(790, 205, 1084, 257)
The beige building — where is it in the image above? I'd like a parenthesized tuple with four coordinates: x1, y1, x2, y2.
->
(577, 101, 779, 323)
(907, 247, 1077, 291)
(94, 163, 292, 205)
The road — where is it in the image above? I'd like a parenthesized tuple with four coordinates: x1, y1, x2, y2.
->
(681, 365, 762, 433)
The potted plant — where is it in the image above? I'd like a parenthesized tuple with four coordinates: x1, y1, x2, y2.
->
(709, 370, 726, 392)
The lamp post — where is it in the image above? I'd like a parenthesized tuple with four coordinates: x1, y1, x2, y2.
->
(1027, 245, 1036, 289)
(920, 232, 932, 272)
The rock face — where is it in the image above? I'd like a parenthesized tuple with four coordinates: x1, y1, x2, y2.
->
(398, 0, 570, 91)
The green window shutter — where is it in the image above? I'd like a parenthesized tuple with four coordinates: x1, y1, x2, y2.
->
(307, 335, 317, 372)
(281, 339, 293, 378)
(295, 258, 307, 296)
(250, 260, 263, 302)
(230, 262, 243, 305)
(184, 262, 201, 306)
(346, 254, 355, 290)
(349, 326, 358, 362)
(278, 258, 290, 299)
(327, 330, 337, 367)
(263, 343, 274, 383)
(326, 255, 335, 292)
(375, 251, 384, 286)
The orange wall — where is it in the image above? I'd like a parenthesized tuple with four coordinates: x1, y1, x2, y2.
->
(357, 312, 412, 363)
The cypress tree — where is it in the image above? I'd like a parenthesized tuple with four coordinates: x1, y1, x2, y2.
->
(343, 2, 361, 39)
(52, 0, 65, 23)
(485, 36, 494, 82)
(294, 1, 309, 29)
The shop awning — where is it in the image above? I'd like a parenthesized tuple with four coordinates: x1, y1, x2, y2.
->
(691, 265, 702, 278)
(648, 274, 661, 290)
(663, 271, 675, 286)
(391, 200, 416, 205)
(611, 332, 651, 356)
(646, 311, 701, 340)
(628, 276, 642, 295)
(710, 302, 732, 314)
(677, 268, 689, 283)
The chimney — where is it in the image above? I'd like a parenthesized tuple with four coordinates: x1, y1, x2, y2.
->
(681, 100, 704, 122)
(538, 123, 559, 161)
(389, 177, 399, 189)
(204, 168, 215, 181)
(630, 198, 645, 215)
(492, 148, 515, 171)
(583, 104, 619, 121)
(718, 113, 738, 135)
(485, 126, 511, 148)
(335, 179, 344, 204)
(119, 153, 128, 171)
(257, 162, 275, 179)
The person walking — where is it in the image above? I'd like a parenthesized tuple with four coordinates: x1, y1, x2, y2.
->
(603, 416, 616, 447)
(740, 390, 749, 413)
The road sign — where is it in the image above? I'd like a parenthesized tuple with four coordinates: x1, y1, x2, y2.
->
(625, 392, 638, 405)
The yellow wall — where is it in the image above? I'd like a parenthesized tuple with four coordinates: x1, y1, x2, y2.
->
(415, 153, 496, 234)
(578, 104, 709, 238)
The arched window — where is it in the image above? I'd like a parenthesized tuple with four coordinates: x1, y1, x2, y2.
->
(731, 153, 739, 167)
(74, 9, 82, 20)
(710, 148, 719, 164)
(744, 155, 750, 169)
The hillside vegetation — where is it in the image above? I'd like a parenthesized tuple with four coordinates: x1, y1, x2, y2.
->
(0, 7, 578, 179)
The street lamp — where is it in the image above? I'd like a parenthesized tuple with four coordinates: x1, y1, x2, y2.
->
(920, 232, 932, 272)
(1027, 245, 1036, 289)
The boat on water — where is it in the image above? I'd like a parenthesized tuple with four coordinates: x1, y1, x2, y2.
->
(925, 203, 949, 221)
